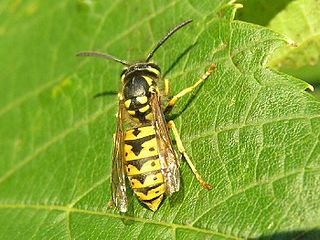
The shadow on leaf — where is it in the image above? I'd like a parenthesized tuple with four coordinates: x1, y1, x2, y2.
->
(93, 90, 118, 98)
(162, 42, 197, 79)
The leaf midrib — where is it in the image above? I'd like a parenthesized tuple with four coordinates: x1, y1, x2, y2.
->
(2, 166, 320, 239)
(0, 203, 243, 240)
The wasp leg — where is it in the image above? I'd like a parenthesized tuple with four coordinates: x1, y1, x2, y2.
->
(164, 78, 169, 96)
(164, 63, 216, 114)
(168, 120, 212, 190)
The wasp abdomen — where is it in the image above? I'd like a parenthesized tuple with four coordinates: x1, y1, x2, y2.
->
(124, 125, 166, 211)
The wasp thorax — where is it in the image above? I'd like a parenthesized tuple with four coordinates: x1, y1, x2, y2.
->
(123, 75, 150, 99)
(122, 75, 154, 122)
(121, 63, 160, 123)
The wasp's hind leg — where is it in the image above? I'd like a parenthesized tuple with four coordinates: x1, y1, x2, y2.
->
(167, 120, 212, 190)
(164, 63, 216, 114)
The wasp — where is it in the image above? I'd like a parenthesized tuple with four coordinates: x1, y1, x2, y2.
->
(77, 19, 215, 213)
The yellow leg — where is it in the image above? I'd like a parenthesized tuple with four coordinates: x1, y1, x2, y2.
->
(164, 79, 169, 96)
(168, 120, 212, 190)
(164, 63, 216, 114)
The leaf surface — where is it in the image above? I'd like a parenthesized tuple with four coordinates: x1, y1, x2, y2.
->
(0, 0, 320, 239)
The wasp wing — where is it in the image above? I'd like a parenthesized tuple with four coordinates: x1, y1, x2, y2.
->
(111, 100, 128, 213)
(150, 92, 180, 195)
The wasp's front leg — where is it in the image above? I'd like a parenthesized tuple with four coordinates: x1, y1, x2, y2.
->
(164, 63, 216, 114)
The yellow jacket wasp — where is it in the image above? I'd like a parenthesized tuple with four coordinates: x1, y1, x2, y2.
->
(77, 19, 215, 213)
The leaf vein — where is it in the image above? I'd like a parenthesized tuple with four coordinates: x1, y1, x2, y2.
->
(191, 167, 320, 225)
(0, 203, 243, 240)
(69, 175, 110, 207)
(0, 104, 115, 184)
(186, 115, 320, 143)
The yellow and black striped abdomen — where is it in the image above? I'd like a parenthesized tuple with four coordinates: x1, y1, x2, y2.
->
(124, 125, 166, 211)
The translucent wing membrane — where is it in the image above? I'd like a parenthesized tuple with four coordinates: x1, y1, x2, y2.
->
(150, 92, 180, 195)
(111, 100, 128, 213)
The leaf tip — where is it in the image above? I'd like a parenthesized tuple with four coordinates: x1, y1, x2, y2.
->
(307, 83, 314, 92)
(227, 0, 243, 10)
(221, 1, 243, 21)
(234, 3, 243, 10)
(285, 37, 298, 48)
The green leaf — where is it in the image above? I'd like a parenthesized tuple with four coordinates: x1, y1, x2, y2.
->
(1, 0, 320, 239)
(267, 0, 320, 73)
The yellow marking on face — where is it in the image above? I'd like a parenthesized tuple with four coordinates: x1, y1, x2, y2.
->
(143, 195, 164, 212)
(124, 99, 131, 108)
(129, 172, 164, 189)
(125, 126, 155, 140)
(128, 110, 135, 116)
(136, 96, 148, 104)
(143, 76, 154, 86)
(135, 184, 165, 200)
(139, 105, 149, 113)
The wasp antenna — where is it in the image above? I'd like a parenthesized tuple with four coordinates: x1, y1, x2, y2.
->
(145, 19, 193, 62)
(76, 51, 130, 66)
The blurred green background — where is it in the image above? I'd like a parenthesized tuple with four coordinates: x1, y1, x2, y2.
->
(236, 0, 320, 97)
